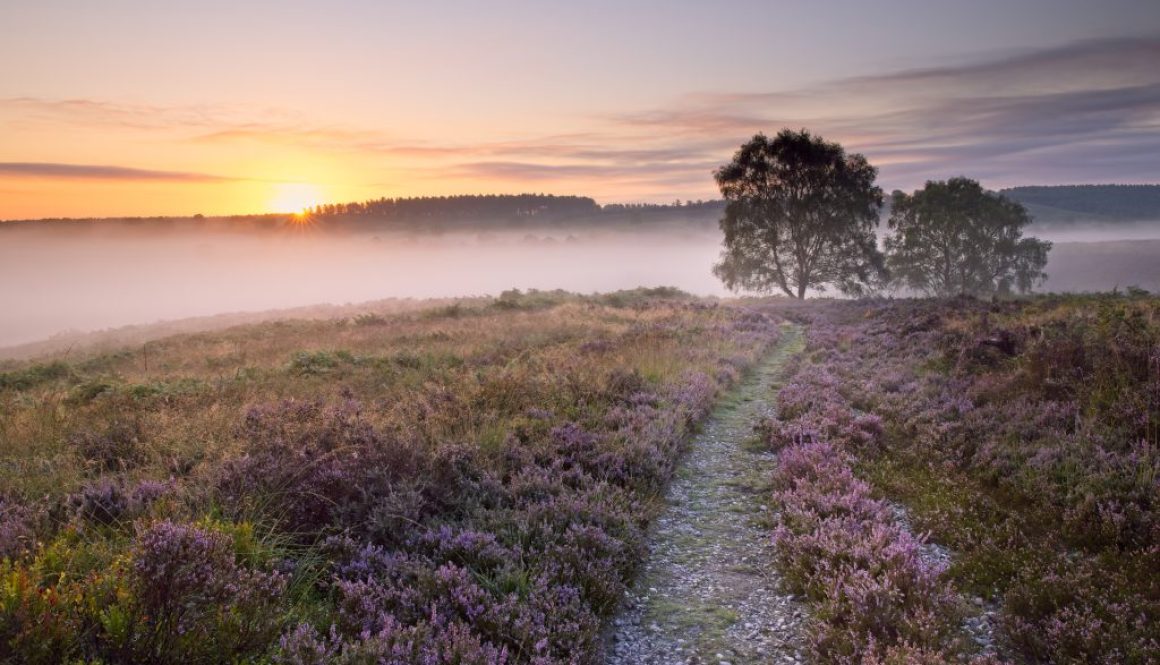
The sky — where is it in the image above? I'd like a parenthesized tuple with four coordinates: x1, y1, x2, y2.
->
(1, 0, 1158, 219)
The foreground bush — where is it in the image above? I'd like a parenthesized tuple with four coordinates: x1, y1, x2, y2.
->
(0, 519, 285, 664)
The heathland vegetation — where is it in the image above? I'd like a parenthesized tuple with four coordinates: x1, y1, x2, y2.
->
(761, 294, 1159, 663)
(3, 289, 1156, 664)
(0, 290, 785, 663)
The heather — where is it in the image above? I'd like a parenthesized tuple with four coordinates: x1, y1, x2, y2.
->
(5, 289, 1156, 664)
(760, 294, 1160, 663)
(0, 290, 784, 663)
(761, 358, 968, 662)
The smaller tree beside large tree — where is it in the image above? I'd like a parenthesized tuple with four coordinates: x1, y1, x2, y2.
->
(713, 129, 886, 299)
(885, 177, 1052, 297)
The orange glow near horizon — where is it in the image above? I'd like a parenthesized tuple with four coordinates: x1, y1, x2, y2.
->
(268, 183, 325, 215)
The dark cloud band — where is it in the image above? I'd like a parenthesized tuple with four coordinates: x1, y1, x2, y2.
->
(0, 162, 236, 182)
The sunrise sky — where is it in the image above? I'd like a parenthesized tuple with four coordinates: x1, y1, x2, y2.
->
(1, 0, 1158, 219)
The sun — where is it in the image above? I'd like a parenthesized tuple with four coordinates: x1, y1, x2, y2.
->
(268, 183, 324, 215)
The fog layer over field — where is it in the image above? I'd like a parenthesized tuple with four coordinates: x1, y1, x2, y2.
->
(0, 224, 728, 349)
(2, 220, 1158, 350)
(1028, 220, 1160, 243)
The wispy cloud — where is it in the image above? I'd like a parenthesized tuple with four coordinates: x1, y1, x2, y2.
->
(427, 36, 1160, 191)
(443, 159, 720, 183)
(846, 36, 1160, 93)
(0, 162, 238, 182)
(2, 36, 1157, 198)
(610, 36, 1160, 188)
(0, 97, 303, 133)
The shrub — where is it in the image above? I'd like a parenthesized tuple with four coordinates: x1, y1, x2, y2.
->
(767, 441, 960, 662)
(0, 360, 72, 392)
(69, 419, 145, 473)
(0, 519, 286, 665)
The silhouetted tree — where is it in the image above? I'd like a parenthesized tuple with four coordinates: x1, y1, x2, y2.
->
(713, 130, 886, 299)
(885, 177, 1052, 296)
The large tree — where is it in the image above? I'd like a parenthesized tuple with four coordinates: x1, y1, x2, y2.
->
(712, 129, 886, 299)
(885, 177, 1052, 297)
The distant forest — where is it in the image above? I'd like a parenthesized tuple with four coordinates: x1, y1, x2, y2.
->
(0, 195, 726, 232)
(1000, 184, 1160, 223)
(305, 194, 725, 229)
(308, 194, 600, 220)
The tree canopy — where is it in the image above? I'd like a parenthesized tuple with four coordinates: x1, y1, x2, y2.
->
(712, 129, 886, 299)
(885, 177, 1052, 296)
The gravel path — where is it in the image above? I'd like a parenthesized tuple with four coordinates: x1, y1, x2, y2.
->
(605, 328, 808, 665)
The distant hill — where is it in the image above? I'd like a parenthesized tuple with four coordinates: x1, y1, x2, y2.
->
(1000, 185, 1160, 223)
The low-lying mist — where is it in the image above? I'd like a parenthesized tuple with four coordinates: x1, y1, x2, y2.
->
(3, 219, 1158, 354)
(0, 223, 727, 351)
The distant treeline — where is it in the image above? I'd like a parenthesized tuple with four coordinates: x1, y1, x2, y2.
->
(0, 196, 726, 233)
(306, 194, 725, 228)
(1000, 184, 1160, 223)
(308, 194, 600, 220)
